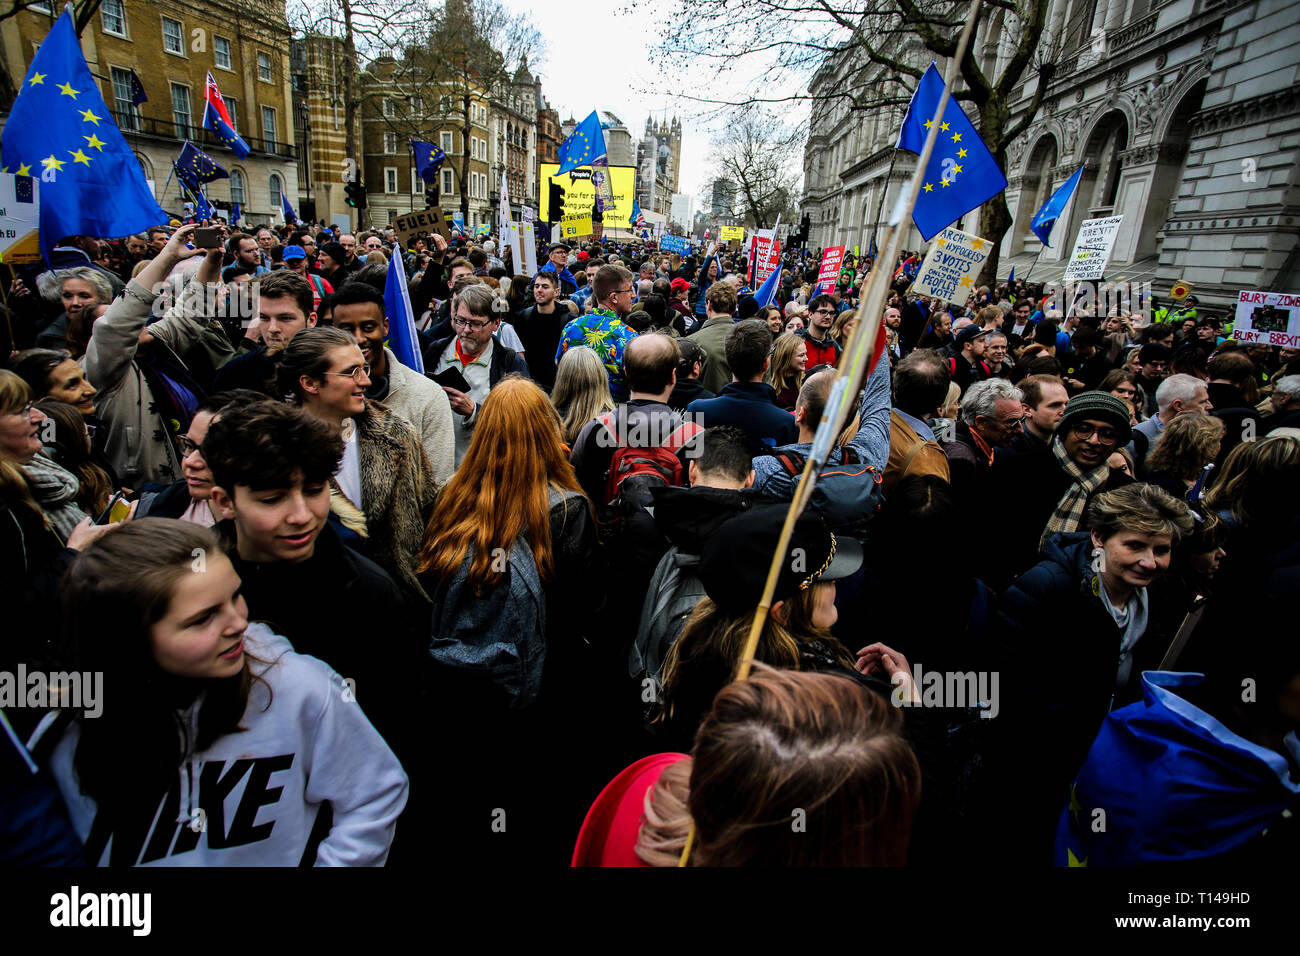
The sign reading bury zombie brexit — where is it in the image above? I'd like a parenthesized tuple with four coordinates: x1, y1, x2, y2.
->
(910, 227, 993, 303)
(816, 245, 845, 295)
(1233, 290, 1300, 347)
(1062, 215, 1124, 282)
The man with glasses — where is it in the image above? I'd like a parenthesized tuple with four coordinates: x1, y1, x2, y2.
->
(989, 391, 1136, 586)
(798, 294, 843, 369)
(555, 264, 638, 402)
(942, 378, 1024, 511)
(427, 282, 529, 466)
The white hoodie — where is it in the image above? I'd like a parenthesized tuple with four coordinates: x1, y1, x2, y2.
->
(48, 625, 409, 866)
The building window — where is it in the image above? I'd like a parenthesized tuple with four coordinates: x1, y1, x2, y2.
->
(170, 82, 192, 138)
(384, 167, 398, 193)
(257, 52, 273, 83)
(214, 36, 232, 70)
(101, 0, 126, 37)
(162, 17, 183, 55)
(439, 96, 450, 114)
(411, 168, 422, 194)
(384, 132, 397, 154)
(383, 97, 394, 117)
(469, 135, 476, 159)
(261, 106, 277, 147)
(230, 169, 246, 204)
(269, 173, 282, 210)
(440, 131, 453, 153)
(222, 96, 238, 132)
(110, 67, 140, 130)
(29, 0, 53, 11)
(442, 169, 453, 195)
(412, 96, 422, 116)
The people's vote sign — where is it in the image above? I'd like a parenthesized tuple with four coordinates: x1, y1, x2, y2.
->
(1233, 290, 1300, 347)
(816, 246, 845, 295)
(910, 227, 993, 303)
(659, 234, 689, 255)
(1062, 215, 1123, 282)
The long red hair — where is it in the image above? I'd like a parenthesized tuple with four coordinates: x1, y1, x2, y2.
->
(417, 375, 587, 592)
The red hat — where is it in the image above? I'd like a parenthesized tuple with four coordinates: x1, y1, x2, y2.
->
(670, 277, 690, 293)
(571, 753, 688, 867)
(576, 250, 590, 261)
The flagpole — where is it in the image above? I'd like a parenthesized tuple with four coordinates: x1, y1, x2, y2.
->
(678, 0, 985, 867)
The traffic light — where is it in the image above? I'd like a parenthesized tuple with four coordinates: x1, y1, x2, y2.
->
(345, 181, 367, 209)
(425, 183, 439, 208)
(548, 180, 565, 221)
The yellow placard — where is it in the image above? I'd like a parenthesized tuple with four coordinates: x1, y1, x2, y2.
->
(560, 213, 593, 240)
(540, 164, 636, 225)
(719, 225, 745, 243)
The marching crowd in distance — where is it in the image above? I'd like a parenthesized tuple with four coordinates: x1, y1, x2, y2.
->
(1, 216, 1297, 868)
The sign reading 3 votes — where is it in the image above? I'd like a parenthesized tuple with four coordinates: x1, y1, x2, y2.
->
(910, 227, 992, 302)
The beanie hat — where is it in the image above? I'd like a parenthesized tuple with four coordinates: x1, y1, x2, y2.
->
(321, 241, 346, 264)
(1057, 391, 1133, 447)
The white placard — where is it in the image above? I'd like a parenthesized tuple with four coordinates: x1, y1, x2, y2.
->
(1232, 290, 1300, 348)
(1062, 215, 1123, 282)
(521, 221, 538, 276)
(0, 173, 40, 265)
(910, 227, 993, 303)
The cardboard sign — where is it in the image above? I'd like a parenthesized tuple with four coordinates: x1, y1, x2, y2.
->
(521, 205, 535, 223)
(521, 221, 538, 276)
(1062, 215, 1123, 282)
(393, 207, 450, 245)
(719, 225, 745, 243)
(560, 212, 593, 240)
(815, 245, 845, 295)
(660, 234, 689, 255)
(0, 173, 41, 265)
(1232, 290, 1300, 348)
(910, 227, 993, 303)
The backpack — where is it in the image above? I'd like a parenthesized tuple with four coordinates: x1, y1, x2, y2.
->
(596, 409, 703, 538)
(756, 446, 884, 538)
(629, 548, 706, 688)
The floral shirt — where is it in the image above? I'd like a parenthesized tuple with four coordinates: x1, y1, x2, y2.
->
(555, 307, 638, 402)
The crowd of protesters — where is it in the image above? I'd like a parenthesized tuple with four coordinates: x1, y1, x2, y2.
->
(1, 215, 1297, 868)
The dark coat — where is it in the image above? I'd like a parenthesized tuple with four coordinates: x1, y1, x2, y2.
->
(513, 304, 568, 392)
(210, 344, 278, 397)
(686, 381, 798, 451)
(420, 332, 530, 386)
(667, 378, 714, 411)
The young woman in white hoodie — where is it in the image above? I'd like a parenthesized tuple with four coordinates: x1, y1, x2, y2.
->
(44, 519, 408, 866)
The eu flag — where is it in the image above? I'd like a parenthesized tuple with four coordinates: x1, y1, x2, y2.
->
(229, 202, 241, 225)
(896, 63, 1008, 241)
(176, 141, 228, 189)
(1030, 165, 1084, 247)
(203, 72, 249, 159)
(411, 140, 445, 184)
(1055, 671, 1300, 867)
(0, 10, 167, 258)
(128, 68, 148, 106)
(282, 193, 297, 225)
(556, 111, 606, 176)
(384, 241, 424, 374)
(175, 168, 212, 222)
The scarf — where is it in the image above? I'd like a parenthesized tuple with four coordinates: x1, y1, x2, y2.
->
(22, 454, 89, 544)
(1040, 435, 1109, 550)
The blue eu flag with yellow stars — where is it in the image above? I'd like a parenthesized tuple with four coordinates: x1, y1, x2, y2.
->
(176, 141, 228, 189)
(1, 10, 167, 258)
(411, 141, 446, 184)
(556, 110, 607, 176)
(896, 63, 1007, 241)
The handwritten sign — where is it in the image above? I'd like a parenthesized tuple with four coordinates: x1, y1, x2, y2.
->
(1062, 215, 1123, 282)
(392, 207, 450, 246)
(560, 212, 593, 240)
(910, 227, 993, 303)
(1232, 290, 1300, 348)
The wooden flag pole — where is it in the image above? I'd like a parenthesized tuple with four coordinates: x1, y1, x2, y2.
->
(678, 0, 986, 867)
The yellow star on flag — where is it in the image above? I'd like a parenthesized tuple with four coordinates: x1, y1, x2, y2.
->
(16, 163, 32, 176)
(57, 81, 79, 99)
(923, 182, 933, 193)
(940, 179, 950, 187)
(954, 164, 964, 174)
(79, 108, 101, 125)
(42, 154, 67, 172)
(83, 133, 106, 151)
(970, 237, 985, 251)
(29, 72, 46, 86)
(951, 133, 962, 143)
(959, 275, 974, 288)
(924, 119, 933, 129)
(70, 149, 92, 165)
(940, 121, 950, 132)
(957, 148, 968, 158)
(1068, 782, 1084, 826)
(1067, 848, 1087, 867)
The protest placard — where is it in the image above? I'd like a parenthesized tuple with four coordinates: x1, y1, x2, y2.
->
(910, 227, 993, 303)
(0, 173, 41, 265)
(815, 245, 845, 295)
(1062, 215, 1123, 282)
(1232, 290, 1300, 348)
(561, 212, 593, 240)
(660, 234, 689, 255)
(754, 236, 780, 284)
(392, 207, 450, 246)
(719, 225, 745, 243)
(521, 205, 535, 223)
(521, 221, 538, 275)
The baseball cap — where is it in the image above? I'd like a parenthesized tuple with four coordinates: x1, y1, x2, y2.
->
(954, 324, 991, 347)
(698, 505, 863, 614)
(670, 277, 690, 293)
(282, 245, 307, 261)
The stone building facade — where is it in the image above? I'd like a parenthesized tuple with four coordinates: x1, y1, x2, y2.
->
(636, 115, 682, 217)
(489, 58, 538, 217)
(291, 34, 358, 229)
(1, 0, 299, 229)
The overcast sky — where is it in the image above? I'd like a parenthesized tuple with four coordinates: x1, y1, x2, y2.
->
(496, 0, 809, 207)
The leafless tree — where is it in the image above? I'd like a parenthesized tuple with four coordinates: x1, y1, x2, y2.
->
(710, 108, 804, 230)
(652, 0, 1061, 283)
(0, 1, 104, 110)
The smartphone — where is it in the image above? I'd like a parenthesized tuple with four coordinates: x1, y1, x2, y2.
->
(94, 491, 131, 525)
(430, 367, 472, 393)
(194, 227, 221, 249)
